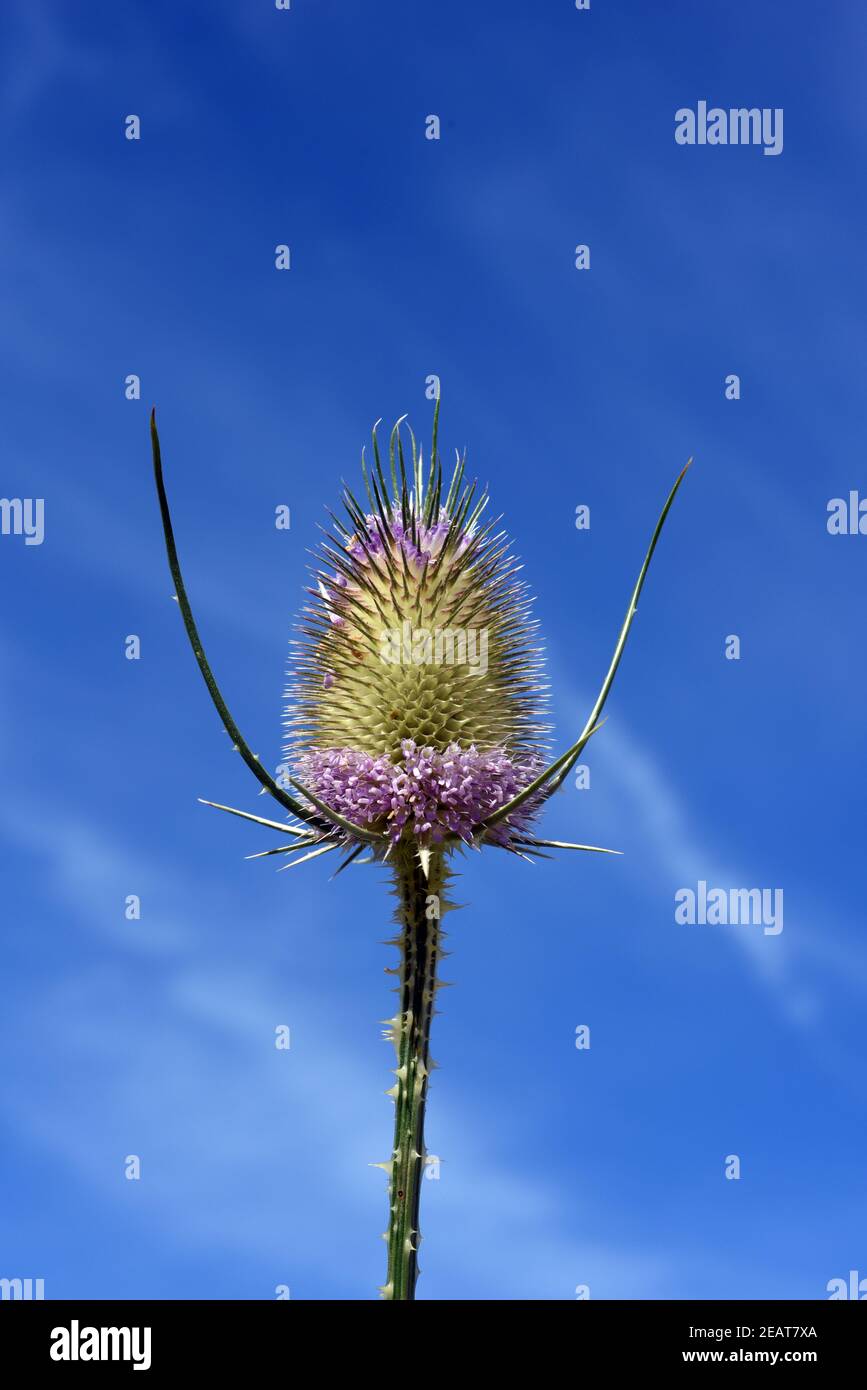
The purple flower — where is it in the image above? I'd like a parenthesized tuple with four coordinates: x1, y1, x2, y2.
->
(295, 741, 544, 847)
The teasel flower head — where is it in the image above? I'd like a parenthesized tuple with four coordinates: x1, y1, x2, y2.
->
(150, 402, 690, 1299)
(283, 407, 553, 857)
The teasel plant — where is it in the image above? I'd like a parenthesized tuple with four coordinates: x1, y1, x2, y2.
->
(150, 403, 690, 1301)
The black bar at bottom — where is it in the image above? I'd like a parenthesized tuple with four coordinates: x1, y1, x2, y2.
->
(0, 1298, 862, 1373)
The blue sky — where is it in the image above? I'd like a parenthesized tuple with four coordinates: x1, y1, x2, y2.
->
(1, 0, 865, 1300)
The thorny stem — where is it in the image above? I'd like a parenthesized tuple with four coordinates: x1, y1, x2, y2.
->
(380, 846, 453, 1301)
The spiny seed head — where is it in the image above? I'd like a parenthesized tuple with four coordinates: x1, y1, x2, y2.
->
(283, 410, 550, 846)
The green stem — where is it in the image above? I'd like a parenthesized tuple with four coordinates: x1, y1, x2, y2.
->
(380, 846, 451, 1301)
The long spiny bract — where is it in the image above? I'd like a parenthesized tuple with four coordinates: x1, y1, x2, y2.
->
(150, 409, 377, 850)
(477, 458, 693, 833)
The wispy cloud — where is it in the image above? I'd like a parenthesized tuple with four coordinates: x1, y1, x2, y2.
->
(552, 679, 867, 1045)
